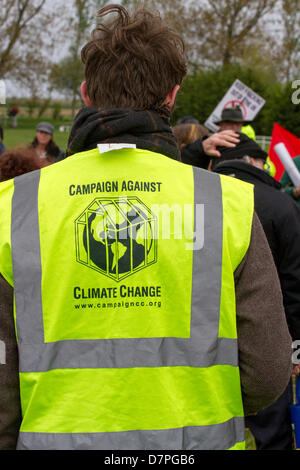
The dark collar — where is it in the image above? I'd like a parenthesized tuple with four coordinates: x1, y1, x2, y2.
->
(66, 106, 181, 162)
(214, 160, 282, 190)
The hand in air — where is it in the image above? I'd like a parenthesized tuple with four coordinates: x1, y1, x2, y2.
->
(202, 131, 240, 158)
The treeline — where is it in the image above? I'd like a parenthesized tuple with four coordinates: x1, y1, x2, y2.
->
(172, 64, 300, 137)
(1, 99, 75, 124)
(6, 61, 300, 138)
(1, 0, 300, 136)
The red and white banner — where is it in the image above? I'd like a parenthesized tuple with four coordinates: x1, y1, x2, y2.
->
(269, 123, 300, 181)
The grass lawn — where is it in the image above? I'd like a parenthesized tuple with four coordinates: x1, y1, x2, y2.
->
(0, 115, 72, 152)
(3, 127, 69, 152)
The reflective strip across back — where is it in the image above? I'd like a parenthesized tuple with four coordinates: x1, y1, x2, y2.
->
(17, 417, 245, 450)
(11, 170, 44, 344)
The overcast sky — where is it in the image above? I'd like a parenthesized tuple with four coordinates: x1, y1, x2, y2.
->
(3, 0, 287, 100)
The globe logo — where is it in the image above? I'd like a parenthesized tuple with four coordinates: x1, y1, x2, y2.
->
(75, 197, 157, 281)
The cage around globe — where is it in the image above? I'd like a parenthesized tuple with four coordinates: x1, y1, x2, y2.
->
(75, 197, 157, 281)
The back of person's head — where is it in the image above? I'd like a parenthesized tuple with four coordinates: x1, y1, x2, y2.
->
(81, 4, 187, 110)
(0, 148, 46, 181)
(173, 123, 208, 149)
(212, 132, 267, 170)
(177, 115, 199, 125)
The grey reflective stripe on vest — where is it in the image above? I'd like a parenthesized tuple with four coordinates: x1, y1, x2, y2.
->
(17, 417, 245, 450)
(11, 170, 44, 344)
(19, 337, 236, 371)
(11, 167, 234, 372)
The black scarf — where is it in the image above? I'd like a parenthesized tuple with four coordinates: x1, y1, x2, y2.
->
(66, 106, 180, 161)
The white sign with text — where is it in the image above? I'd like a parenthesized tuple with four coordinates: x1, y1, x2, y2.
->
(204, 79, 265, 133)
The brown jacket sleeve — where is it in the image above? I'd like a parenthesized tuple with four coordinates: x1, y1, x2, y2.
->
(0, 275, 21, 449)
(235, 212, 293, 416)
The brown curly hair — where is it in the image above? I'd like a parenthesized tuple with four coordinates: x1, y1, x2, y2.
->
(81, 4, 187, 110)
(0, 148, 46, 181)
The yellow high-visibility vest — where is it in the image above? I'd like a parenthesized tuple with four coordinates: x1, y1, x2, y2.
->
(0, 146, 254, 450)
(241, 125, 256, 140)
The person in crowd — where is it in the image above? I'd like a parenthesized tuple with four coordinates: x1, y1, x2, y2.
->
(214, 107, 257, 146)
(7, 105, 19, 128)
(29, 122, 65, 163)
(0, 148, 47, 182)
(241, 124, 256, 140)
(173, 122, 208, 150)
(0, 4, 292, 450)
(173, 121, 218, 171)
(212, 133, 300, 450)
(180, 127, 240, 169)
(214, 106, 247, 133)
(179, 108, 245, 169)
(280, 155, 300, 208)
(0, 124, 5, 156)
(179, 108, 257, 170)
(176, 115, 200, 125)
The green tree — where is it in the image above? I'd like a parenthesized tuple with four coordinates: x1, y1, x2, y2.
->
(0, 0, 67, 116)
(50, 55, 84, 116)
(172, 63, 272, 134)
(262, 82, 300, 136)
(172, 61, 300, 137)
(273, 0, 300, 82)
(188, 0, 277, 67)
(50, 0, 109, 117)
(0, 0, 47, 76)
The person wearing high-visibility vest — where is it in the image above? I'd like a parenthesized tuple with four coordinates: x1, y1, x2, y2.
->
(179, 113, 257, 171)
(241, 125, 256, 141)
(0, 5, 292, 451)
(213, 134, 300, 450)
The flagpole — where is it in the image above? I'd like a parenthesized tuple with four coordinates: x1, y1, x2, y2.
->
(274, 143, 300, 187)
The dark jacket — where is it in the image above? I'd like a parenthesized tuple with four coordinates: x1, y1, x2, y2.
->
(0, 142, 5, 156)
(181, 136, 210, 169)
(280, 155, 300, 208)
(0, 124, 5, 156)
(214, 160, 300, 341)
(29, 141, 65, 163)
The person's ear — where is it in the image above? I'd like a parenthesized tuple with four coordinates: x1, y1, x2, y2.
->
(80, 82, 93, 107)
(163, 85, 180, 108)
(250, 157, 264, 170)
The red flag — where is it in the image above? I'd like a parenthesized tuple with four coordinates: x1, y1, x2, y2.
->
(269, 123, 300, 181)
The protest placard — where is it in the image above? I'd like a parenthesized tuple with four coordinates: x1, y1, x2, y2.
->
(205, 79, 265, 133)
